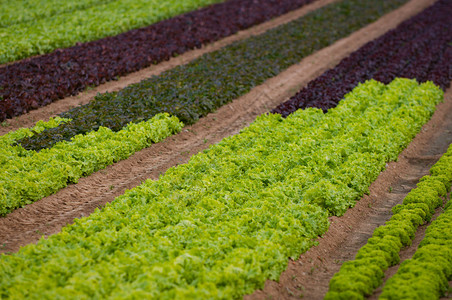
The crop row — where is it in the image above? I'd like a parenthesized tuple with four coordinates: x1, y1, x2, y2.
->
(0, 79, 443, 298)
(0, 114, 182, 216)
(273, 0, 452, 117)
(0, 0, 224, 64)
(0, 0, 116, 28)
(325, 143, 452, 299)
(380, 198, 452, 299)
(0, 0, 319, 121)
(16, 0, 410, 151)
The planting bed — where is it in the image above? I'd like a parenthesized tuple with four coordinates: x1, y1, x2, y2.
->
(0, 0, 338, 135)
(326, 143, 452, 299)
(273, 0, 452, 116)
(0, 0, 434, 255)
(0, 0, 224, 64)
(0, 78, 443, 298)
(1, 0, 451, 298)
(0, 0, 319, 121)
(249, 80, 452, 300)
(1, 0, 410, 216)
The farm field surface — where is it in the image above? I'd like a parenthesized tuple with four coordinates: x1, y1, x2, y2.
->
(1, 0, 451, 298)
(0, 0, 319, 121)
(0, 0, 412, 216)
(0, 0, 224, 64)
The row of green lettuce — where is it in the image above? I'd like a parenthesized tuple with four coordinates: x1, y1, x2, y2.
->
(0, 0, 223, 64)
(325, 143, 452, 299)
(0, 0, 116, 28)
(0, 78, 443, 299)
(381, 195, 452, 299)
(0, 114, 182, 216)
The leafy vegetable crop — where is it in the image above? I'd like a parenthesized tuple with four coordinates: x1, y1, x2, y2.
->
(0, 0, 224, 64)
(0, 114, 182, 216)
(273, 0, 452, 117)
(325, 142, 452, 300)
(0, 0, 116, 28)
(0, 0, 318, 121)
(380, 197, 452, 299)
(16, 0, 409, 150)
(0, 79, 443, 298)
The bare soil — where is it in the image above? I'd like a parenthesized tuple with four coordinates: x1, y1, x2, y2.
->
(0, 0, 338, 136)
(246, 85, 452, 300)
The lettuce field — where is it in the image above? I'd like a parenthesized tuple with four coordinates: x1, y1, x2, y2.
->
(0, 0, 451, 299)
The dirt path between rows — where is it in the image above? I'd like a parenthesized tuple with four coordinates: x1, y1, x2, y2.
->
(246, 86, 452, 300)
(0, 0, 437, 254)
(0, 0, 339, 136)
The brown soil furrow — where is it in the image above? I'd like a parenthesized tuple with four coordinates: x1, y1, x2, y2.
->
(0, 0, 437, 254)
(368, 200, 447, 300)
(246, 86, 452, 300)
(0, 0, 338, 136)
